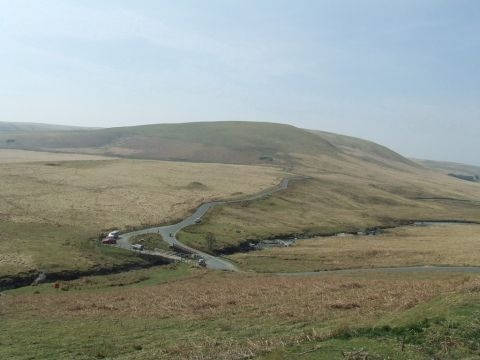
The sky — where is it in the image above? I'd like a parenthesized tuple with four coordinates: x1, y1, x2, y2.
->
(1, 0, 479, 164)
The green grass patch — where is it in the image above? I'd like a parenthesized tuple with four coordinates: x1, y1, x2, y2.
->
(0, 221, 167, 288)
(259, 292, 480, 360)
(4, 263, 193, 296)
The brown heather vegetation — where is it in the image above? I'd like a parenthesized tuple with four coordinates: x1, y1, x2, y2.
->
(230, 223, 480, 272)
(0, 153, 283, 228)
(24, 274, 470, 320)
(1, 270, 479, 359)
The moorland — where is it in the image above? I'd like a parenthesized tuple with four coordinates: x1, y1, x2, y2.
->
(1, 121, 480, 359)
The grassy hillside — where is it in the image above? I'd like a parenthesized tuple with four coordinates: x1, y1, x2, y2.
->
(2, 266, 479, 359)
(179, 148, 480, 254)
(0, 121, 339, 165)
(311, 129, 417, 167)
(0, 121, 424, 169)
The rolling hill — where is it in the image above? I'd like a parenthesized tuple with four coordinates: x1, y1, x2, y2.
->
(0, 121, 412, 167)
(3, 120, 478, 255)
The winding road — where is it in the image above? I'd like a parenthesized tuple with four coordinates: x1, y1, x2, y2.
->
(116, 177, 306, 271)
(116, 176, 480, 275)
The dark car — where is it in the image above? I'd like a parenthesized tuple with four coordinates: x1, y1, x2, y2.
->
(102, 236, 116, 244)
(198, 258, 207, 267)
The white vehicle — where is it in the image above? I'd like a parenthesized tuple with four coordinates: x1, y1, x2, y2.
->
(131, 244, 144, 251)
(194, 218, 202, 224)
(108, 230, 120, 239)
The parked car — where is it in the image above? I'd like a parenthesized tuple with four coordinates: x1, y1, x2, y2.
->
(198, 258, 207, 267)
(102, 236, 116, 244)
(108, 230, 120, 239)
(194, 218, 202, 224)
(131, 244, 144, 251)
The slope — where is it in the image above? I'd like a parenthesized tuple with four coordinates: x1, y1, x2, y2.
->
(310, 129, 417, 168)
(0, 121, 339, 165)
(174, 129, 480, 254)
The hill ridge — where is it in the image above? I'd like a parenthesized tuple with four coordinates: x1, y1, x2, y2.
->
(0, 121, 414, 168)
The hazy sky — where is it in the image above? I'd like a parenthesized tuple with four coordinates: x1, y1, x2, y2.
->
(1, 1, 479, 164)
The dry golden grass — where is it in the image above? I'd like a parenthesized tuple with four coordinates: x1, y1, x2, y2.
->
(2, 271, 474, 323)
(0, 158, 283, 229)
(0, 252, 33, 270)
(230, 223, 480, 272)
(0, 154, 283, 276)
(293, 152, 480, 203)
(180, 151, 480, 252)
(2, 270, 478, 359)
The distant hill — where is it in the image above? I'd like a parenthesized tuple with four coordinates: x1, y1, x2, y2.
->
(0, 121, 416, 168)
(0, 122, 338, 165)
(414, 159, 480, 182)
(0, 121, 94, 133)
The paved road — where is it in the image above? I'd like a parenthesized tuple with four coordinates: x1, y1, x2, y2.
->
(116, 177, 480, 275)
(117, 176, 307, 271)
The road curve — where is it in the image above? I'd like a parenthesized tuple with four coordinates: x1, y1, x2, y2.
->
(116, 177, 480, 275)
(117, 176, 308, 271)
